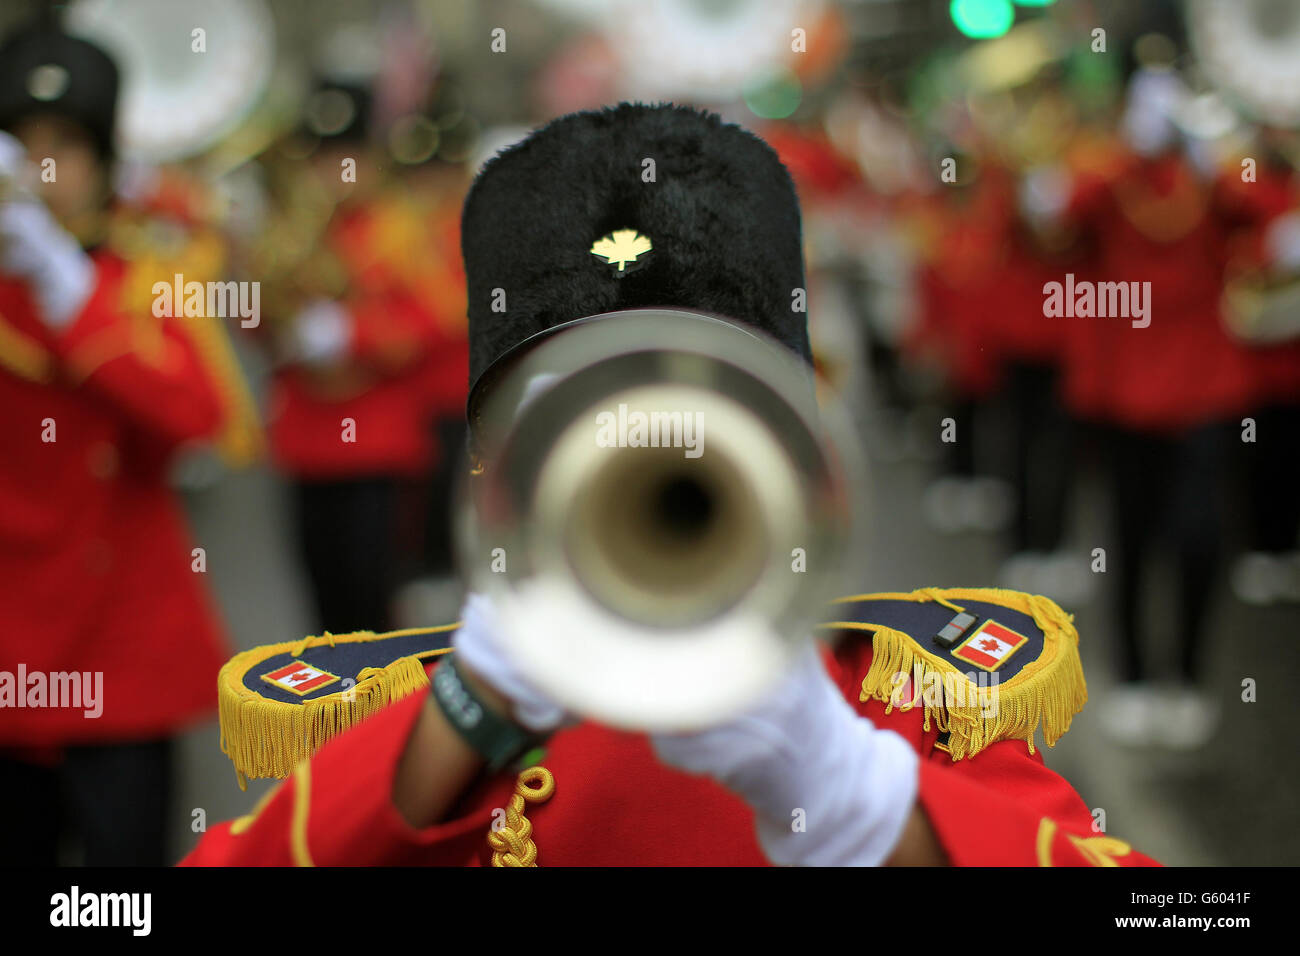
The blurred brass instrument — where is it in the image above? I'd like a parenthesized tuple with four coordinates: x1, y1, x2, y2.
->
(1188, 0, 1300, 129)
(249, 163, 385, 406)
(55, 0, 274, 468)
(1223, 272, 1300, 344)
(253, 168, 351, 332)
(66, 0, 274, 163)
(1187, 0, 1300, 344)
(457, 309, 864, 732)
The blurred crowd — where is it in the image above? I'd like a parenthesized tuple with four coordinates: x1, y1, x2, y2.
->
(795, 51, 1300, 752)
(1, 0, 1297, 865)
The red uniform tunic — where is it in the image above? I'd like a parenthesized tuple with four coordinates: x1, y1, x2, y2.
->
(1216, 163, 1300, 405)
(182, 637, 1157, 867)
(1057, 152, 1257, 431)
(906, 169, 1023, 399)
(267, 198, 465, 480)
(0, 252, 230, 745)
(409, 202, 471, 424)
(987, 224, 1076, 368)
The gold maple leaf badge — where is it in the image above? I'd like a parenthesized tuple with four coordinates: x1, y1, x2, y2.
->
(590, 228, 653, 275)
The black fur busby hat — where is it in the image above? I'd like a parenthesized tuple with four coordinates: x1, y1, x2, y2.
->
(0, 22, 119, 159)
(461, 103, 811, 397)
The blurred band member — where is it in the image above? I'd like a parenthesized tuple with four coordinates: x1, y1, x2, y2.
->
(263, 79, 454, 633)
(383, 78, 474, 597)
(907, 153, 1014, 533)
(0, 22, 229, 864)
(1025, 68, 1256, 748)
(1217, 130, 1300, 604)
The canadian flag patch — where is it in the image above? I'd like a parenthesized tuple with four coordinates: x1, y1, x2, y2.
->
(261, 660, 341, 696)
(952, 620, 1028, 672)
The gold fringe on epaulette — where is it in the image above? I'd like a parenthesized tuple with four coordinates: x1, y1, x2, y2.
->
(217, 625, 457, 789)
(823, 588, 1088, 761)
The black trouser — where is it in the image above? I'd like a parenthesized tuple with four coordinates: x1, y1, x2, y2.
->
(1102, 422, 1229, 683)
(1245, 402, 1300, 553)
(293, 476, 400, 634)
(1006, 361, 1073, 553)
(0, 738, 173, 866)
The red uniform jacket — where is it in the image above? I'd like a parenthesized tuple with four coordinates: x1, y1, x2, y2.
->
(1058, 152, 1258, 431)
(410, 195, 472, 423)
(907, 169, 1029, 398)
(987, 224, 1079, 369)
(268, 200, 467, 480)
(182, 636, 1157, 867)
(0, 252, 230, 745)
(1216, 164, 1300, 405)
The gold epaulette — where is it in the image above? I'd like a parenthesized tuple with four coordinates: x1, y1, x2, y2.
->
(217, 625, 457, 788)
(821, 587, 1087, 760)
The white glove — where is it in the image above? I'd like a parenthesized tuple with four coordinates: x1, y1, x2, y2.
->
(0, 129, 30, 185)
(1018, 165, 1071, 228)
(651, 644, 920, 867)
(0, 133, 95, 330)
(1265, 211, 1300, 274)
(451, 592, 571, 734)
(291, 298, 352, 364)
(1121, 68, 1187, 158)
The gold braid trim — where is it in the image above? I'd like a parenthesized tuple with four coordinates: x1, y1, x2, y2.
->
(173, 307, 265, 467)
(118, 246, 265, 468)
(0, 310, 54, 383)
(489, 767, 556, 867)
(217, 625, 457, 789)
(820, 587, 1087, 761)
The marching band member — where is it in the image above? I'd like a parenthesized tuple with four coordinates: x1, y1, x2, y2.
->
(1024, 67, 1256, 749)
(0, 23, 230, 864)
(394, 134, 473, 593)
(1217, 131, 1300, 604)
(261, 79, 461, 634)
(905, 153, 1014, 533)
(184, 105, 1156, 867)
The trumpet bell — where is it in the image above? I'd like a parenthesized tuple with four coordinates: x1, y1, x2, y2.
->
(457, 309, 864, 731)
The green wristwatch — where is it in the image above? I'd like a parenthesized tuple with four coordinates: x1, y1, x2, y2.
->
(430, 654, 542, 773)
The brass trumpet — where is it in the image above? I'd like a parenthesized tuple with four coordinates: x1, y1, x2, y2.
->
(252, 165, 350, 332)
(457, 309, 865, 731)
